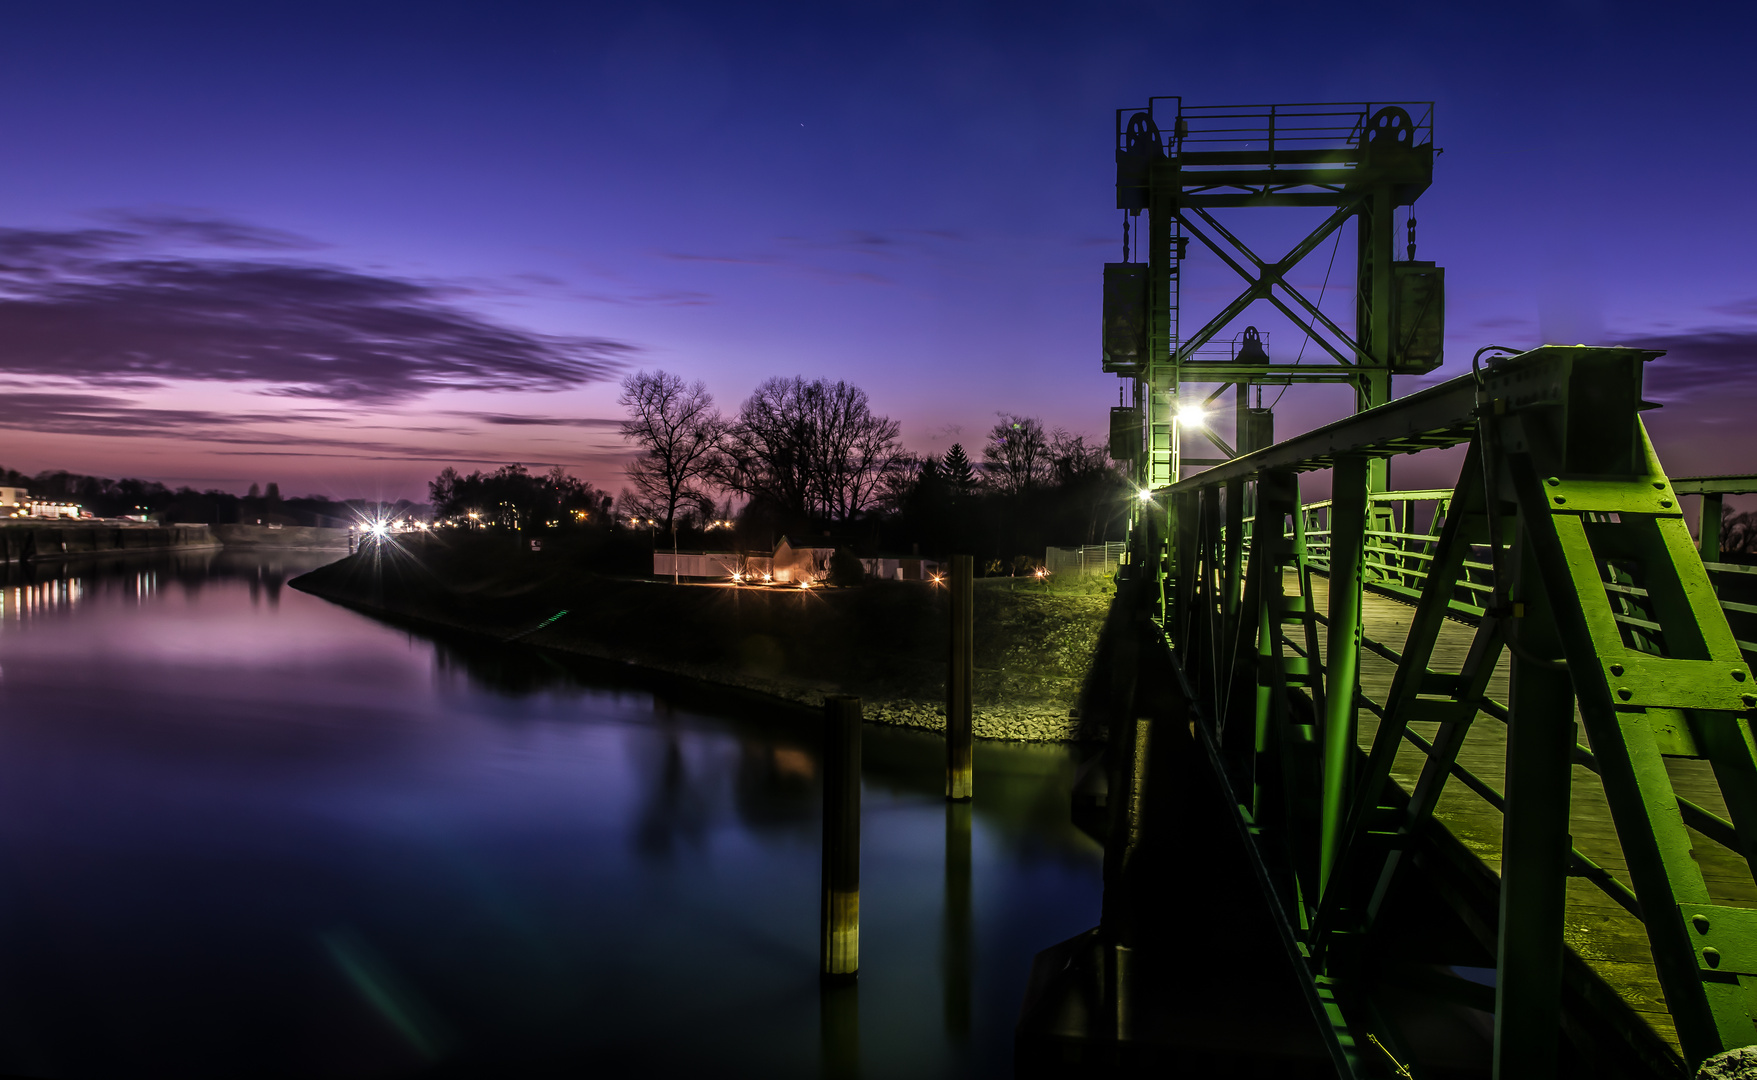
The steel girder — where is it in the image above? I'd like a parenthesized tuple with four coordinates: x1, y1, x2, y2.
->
(1158, 346, 1757, 1076)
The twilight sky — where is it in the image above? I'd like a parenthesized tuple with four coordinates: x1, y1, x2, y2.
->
(0, 0, 1754, 500)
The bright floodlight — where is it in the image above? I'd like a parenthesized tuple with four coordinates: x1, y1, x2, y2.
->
(1177, 403, 1207, 427)
(1139, 487, 1155, 502)
(369, 521, 389, 537)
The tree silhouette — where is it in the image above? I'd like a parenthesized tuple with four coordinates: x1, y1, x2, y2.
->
(618, 370, 726, 534)
(942, 443, 976, 499)
(718, 376, 900, 525)
(982, 414, 1051, 494)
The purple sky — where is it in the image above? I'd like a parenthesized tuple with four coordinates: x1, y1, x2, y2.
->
(1, 1, 1754, 500)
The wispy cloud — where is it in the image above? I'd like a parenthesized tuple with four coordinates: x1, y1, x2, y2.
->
(460, 413, 624, 428)
(1707, 298, 1757, 319)
(0, 391, 303, 438)
(0, 390, 637, 468)
(658, 227, 963, 288)
(575, 288, 714, 307)
(0, 218, 634, 403)
(93, 209, 328, 252)
(661, 251, 779, 266)
(1620, 326, 1757, 398)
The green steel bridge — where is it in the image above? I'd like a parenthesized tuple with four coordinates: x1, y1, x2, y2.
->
(1021, 100, 1757, 1079)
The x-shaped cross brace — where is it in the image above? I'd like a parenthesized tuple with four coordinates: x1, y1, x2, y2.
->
(1173, 200, 1368, 369)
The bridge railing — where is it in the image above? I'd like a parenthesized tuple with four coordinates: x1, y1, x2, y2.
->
(1297, 479, 1757, 650)
(1224, 493, 1744, 927)
(1145, 346, 1757, 1078)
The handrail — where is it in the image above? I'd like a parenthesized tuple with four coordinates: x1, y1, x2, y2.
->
(1230, 477, 1752, 920)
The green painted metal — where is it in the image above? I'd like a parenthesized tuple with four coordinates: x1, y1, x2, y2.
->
(1493, 563, 1574, 1080)
(1672, 475, 1757, 580)
(1102, 96, 1757, 1074)
(1133, 345, 1757, 1075)
(1109, 100, 1440, 572)
(1319, 456, 1368, 895)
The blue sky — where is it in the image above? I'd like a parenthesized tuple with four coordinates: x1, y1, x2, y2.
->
(1, 0, 1753, 497)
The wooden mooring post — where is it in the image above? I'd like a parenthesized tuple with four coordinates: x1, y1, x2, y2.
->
(942, 801, 972, 1035)
(821, 695, 861, 983)
(946, 554, 973, 800)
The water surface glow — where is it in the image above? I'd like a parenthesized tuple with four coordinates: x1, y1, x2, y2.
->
(0, 551, 1101, 1077)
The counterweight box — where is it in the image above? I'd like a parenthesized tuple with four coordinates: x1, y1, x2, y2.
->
(1392, 261, 1445, 373)
(1103, 263, 1149, 376)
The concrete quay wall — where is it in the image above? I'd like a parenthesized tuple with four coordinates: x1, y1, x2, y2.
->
(0, 522, 221, 563)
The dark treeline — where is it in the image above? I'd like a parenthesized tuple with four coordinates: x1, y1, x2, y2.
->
(428, 464, 612, 529)
(611, 370, 1133, 570)
(877, 419, 1128, 571)
(1, 466, 416, 527)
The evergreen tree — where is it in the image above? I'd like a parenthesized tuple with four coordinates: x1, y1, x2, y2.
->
(942, 443, 975, 498)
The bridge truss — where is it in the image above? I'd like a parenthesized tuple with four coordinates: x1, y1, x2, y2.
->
(1096, 96, 1757, 1077)
(1128, 346, 1757, 1077)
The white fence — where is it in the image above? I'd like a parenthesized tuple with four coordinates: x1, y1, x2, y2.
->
(652, 551, 743, 579)
(1044, 542, 1125, 577)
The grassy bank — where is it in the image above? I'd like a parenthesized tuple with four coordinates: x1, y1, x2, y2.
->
(290, 532, 1113, 742)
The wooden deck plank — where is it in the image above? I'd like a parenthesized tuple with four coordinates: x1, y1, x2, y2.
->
(1293, 572, 1757, 1058)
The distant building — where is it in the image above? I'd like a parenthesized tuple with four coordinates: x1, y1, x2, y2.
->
(0, 487, 25, 516)
(652, 537, 941, 584)
(771, 537, 834, 583)
(28, 501, 82, 520)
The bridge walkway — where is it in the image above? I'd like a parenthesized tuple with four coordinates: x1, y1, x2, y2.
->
(1306, 571, 1757, 1059)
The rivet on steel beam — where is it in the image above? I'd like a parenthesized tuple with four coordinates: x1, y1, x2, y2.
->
(1546, 477, 1560, 487)
(1609, 664, 1624, 677)
(1617, 688, 1633, 701)
(1743, 693, 1757, 708)
(1692, 914, 1711, 934)
(1734, 670, 1747, 682)
(1554, 496, 1567, 505)
(1652, 481, 1665, 490)
(1660, 499, 1673, 508)
(1704, 947, 1722, 968)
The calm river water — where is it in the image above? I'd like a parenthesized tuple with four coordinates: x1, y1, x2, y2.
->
(0, 550, 1102, 1078)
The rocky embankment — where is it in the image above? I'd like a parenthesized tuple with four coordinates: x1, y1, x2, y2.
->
(291, 536, 1112, 742)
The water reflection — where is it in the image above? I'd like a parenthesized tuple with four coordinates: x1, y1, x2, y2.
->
(0, 548, 312, 626)
(944, 801, 973, 1037)
(0, 549, 1102, 1078)
(821, 980, 860, 1079)
(633, 706, 710, 858)
(0, 574, 87, 623)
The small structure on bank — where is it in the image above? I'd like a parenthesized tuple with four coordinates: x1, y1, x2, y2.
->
(1044, 541, 1125, 578)
(652, 537, 943, 584)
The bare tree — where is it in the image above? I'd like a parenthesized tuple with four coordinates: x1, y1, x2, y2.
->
(982, 414, 1051, 494)
(1723, 505, 1757, 556)
(718, 376, 815, 519)
(1049, 429, 1128, 543)
(618, 370, 725, 534)
(814, 380, 902, 521)
(719, 376, 900, 523)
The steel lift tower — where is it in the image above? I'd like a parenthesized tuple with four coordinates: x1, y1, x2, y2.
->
(1104, 100, 1443, 503)
(1058, 97, 1757, 1079)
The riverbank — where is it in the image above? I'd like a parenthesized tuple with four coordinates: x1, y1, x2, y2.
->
(290, 536, 1113, 742)
(0, 522, 354, 563)
(212, 524, 350, 550)
(0, 522, 219, 563)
